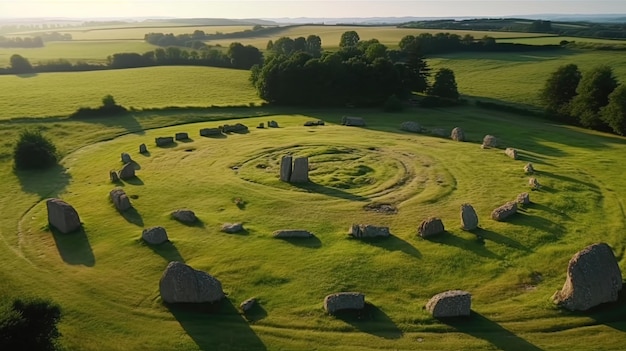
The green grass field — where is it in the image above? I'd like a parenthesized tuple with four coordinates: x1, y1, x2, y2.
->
(499, 36, 626, 45)
(0, 66, 263, 118)
(1, 105, 625, 350)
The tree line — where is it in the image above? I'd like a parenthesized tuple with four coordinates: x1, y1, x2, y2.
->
(0, 32, 72, 48)
(144, 25, 288, 49)
(541, 64, 626, 135)
(250, 31, 459, 107)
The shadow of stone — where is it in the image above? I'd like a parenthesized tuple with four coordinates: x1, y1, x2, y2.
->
(473, 228, 531, 252)
(585, 281, 626, 333)
(332, 302, 403, 340)
(139, 150, 151, 157)
(200, 133, 227, 139)
(167, 299, 267, 351)
(275, 235, 322, 248)
(172, 217, 206, 229)
(242, 301, 268, 323)
(123, 176, 144, 186)
(15, 164, 71, 199)
(508, 213, 564, 237)
(354, 235, 421, 258)
(427, 231, 501, 259)
(156, 141, 178, 149)
(121, 207, 144, 226)
(179, 138, 194, 143)
(71, 112, 146, 135)
(130, 160, 141, 170)
(515, 152, 554, 166)
(528, 202, 573, 220)
(538, 170, 601, 192)
(143, 240, 184, 263)
(292, 181, 369, 202)
(17, 73, 38, 78)
(50, 226, 95, 267)
(443, 311, 542, 351)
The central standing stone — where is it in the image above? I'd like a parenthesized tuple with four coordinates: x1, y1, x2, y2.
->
(280, 155, 292, 182)
(290, 157, 309, 183)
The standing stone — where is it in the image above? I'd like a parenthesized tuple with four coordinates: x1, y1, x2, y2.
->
(482, 135, 498, 148)
(268, 120, 279, 128)
(552, 243, 623, 311)
(273, 229, 314, 238)
(199, 128, 222, 137)
(425, 290, 472, 318)
(221, 223, 244, 234)
(121, 152, 132, 163)
(517, 192, 530, 205)
(257, 122, 265, 129)
(240, 297, 257, 312)
(109, 170, 120, 182)
(491, 201, 517, 221)
(460, 204, 478, 231)
(171, 209, 197, 224)
(524, 162, 534, 174)
(118, 162, 135, 180)
(323, 292, 365, 314)
(341, 116, 366, 126)
(46, 198, 81, 234)
(280, 155, 293, 182)
(159, 261, 225, 304)
(450, 127, 465, 141)
(529, 177, 541, 189)
(175, 132, 189, 141)
(431, 128, 446, 137)
(290, 157, 309, 183)
(400, 121, 421, 133)
(505, 148, 518, 159)
(139, 143, 147, 154)
(110, 188, 131, 211)
(155, 136, 174, 146)
(348, 224, 390, 238)
(142, 226, 168, 245)
(418, 217, 445, 238)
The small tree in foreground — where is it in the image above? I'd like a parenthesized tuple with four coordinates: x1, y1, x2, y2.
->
(0, 298, 62, 351)
(13, 129, 58, 170)
(428, 68, 459, 100)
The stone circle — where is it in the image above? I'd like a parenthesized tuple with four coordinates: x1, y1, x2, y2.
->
(121, 152, 132, 163)
(348, 224, 390, 238)
(142, 226, 168, 245)
(221, 223, 244, 234)
(139, 143, 147, 153)
(323, 292, 365, 314)
(450, 127, 465, 141)
(400, 121, 421, 133)
(517, 192, 530, 205)
(524, 162, 534, 174)
(482, 135, 497, 148)
(46, 198, 81, 234)
(418, 217, 445, 238)
(110, 188, 131, 212)
(460, 204, 478, 231)
(240, 297, 257, 312)
(273, 229, 314, 238)
(155, 136, 174, 147)
(118, 162, 135, 180)
(171, 209, 197, 224)
(505, 148, 518, 159)
(491, 201, 517, 221)
(175, 132, 189, 141)
(425, 290, 472, 318)
(341, 116, 366, 126)
(159, 261, 225, 304)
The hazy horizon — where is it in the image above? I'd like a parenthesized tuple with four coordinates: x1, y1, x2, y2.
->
(0, 1, 624, 19)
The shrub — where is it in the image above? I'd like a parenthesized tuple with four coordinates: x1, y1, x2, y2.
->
(69, 94, 127, 119)
(0, 298, 62, 351)
(13, 129, 58, 170)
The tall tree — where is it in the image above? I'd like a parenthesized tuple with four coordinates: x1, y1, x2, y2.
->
(305, 35, 322, 57)
(9, 54, 33, 73)
(428, 68, 459, 99)
(570, 65, 619, 128)
(339, 31, 360, 48)
(600, 85, 626, 135)
(540, 63, 582, 121)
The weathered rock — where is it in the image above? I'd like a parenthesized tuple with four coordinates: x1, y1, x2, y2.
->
(304, 121, 317, 126)
(418, 217, 445, 238)
(175, 132, 189, 141)
(348, 224, 390, 238)
(400, 121, 421, 133)
(268, 120, 279, 128)
(199, 128, 222, 137)
(505, 148, 518, 159)
(517, 192, 530, 205)
(460, 204, 478, 231)
(118, 162, 135, 180)
(280, 155, 293, 182)
(142, 226, 168, 245)
(110, 170, 120, 182)
(323, 292, 365, 314)
(341, 116, 366, 126)
(110, 188, 131, 211)
(139, 143, 147, 154)
(171, 209, 197, 224)
(524, 162, 535, 174)
(155, 136, 174, 147)
(529, 177, 541, 189)
(221, 223, 244, 234)
(273, 229, 314, 238)
(159, 261, 225, 304)
(491, 201, 517, 221)
(553, 243, 623, 311)
(450, 127, 465, 141)
(425, 290, 472, 318)
(121, 152, 132, 163)
(240, 297, 257, 312)
(256, 122, 265, 129)
(290, 157, 309, 183)
(315, 120, 325, 126)
(46, 198, 81, 234)
(482, 135, 498, 148)
(431, 128, 446, 137)
(221, 123, 248, 133)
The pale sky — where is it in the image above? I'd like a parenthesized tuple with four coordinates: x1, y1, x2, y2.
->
(0, 0, 624, 19)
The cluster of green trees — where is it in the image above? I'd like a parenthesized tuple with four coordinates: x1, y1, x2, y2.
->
(0, 32, 71, 48)
(144, 25, 284, 48)
(541, 64, 626, 135)
(0, 297, 62, 350)
(250, 31, 458, 107)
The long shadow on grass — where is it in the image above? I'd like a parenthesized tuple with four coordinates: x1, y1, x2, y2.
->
(443, 311, 542, 351)
(332, 302, 403, 339)
(586, 281, 626, 333)
(143, 240, 184, 263)
(508, 212, 565, 238)
(51, 226, 95, 267)
(242, 301, 268, 323)
(167, 299, 267, 351)
(538, 170, 601, 192)
(123, 176, 144, 186)
(292, 181, 369, 202)
(72, 112, 145, 135)
(527, 202, 573, 220)
(353, 235, 421, 258)
(120, 207, 144, 227)
(275, 235, 322, 248)
(473, 228, 531, 252)
(15, 164, 71, 199)
(426, 231, 501, 260)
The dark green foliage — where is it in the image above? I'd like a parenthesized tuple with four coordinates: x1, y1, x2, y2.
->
(13, 129, 58, 170)
(10, 54, 33, 73)
(0, 298, 62, 351)
(570, 65, 619, 128)
(70, 94, 127, 118)
(600, 85, 626, 135)
(227, 42, 263, 69)
(339, 31, 360, 48)
(540, 63, 582, 121)
(428, 68, 459, 99)
(384, 94, 404, 112)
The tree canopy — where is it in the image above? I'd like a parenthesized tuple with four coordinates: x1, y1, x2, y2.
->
(570, 65, 618, 129)
(540, 63, 582, 121)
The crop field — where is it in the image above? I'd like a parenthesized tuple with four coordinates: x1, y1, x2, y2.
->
(50, 25, 255, 41)
(1, 105, 625, 350)
(498, 36, 626, 45)
(0, 66, 263, 119)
